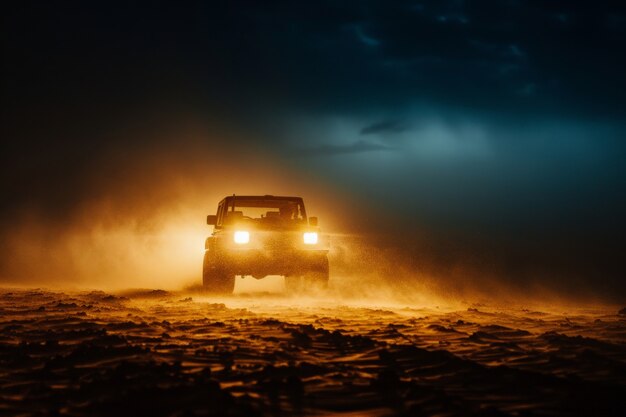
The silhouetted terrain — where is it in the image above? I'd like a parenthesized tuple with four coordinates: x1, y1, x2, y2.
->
(1, 288, 624, 416)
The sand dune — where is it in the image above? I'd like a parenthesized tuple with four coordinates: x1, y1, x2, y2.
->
(1, 288, 624, 416)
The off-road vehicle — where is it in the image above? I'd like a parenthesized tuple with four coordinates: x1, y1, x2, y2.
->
(203, 195, 329, 294)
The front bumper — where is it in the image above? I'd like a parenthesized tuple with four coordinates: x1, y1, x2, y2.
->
(214, 248, 328, 277)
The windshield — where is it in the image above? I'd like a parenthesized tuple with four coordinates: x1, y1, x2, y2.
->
(224, 199, 306, 224)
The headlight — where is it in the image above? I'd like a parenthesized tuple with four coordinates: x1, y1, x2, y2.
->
(233, 231, 250, 244)
(303, 232, 318, 245)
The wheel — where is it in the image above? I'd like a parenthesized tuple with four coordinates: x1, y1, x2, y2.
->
(202, 252, 235, 294)
(303, 256, 329, 290)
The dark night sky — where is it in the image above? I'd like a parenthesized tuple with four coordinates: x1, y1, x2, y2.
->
(2, 1, 626, 297)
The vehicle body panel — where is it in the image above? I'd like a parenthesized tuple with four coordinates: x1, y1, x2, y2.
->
(204, 195, 329, 280)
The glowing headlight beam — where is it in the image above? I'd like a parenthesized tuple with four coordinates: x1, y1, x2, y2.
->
(303, 232, 318, 245)
(234, 231, 250, 244)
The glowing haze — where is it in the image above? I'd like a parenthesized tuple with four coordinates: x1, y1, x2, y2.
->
(1, 121, 354, 289)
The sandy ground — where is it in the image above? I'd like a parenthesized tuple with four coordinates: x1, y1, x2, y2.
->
(1, 283, 625, 417)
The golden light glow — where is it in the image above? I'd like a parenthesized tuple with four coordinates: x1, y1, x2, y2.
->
(234, 231, 250, 244)
(303, 232, 318, 245)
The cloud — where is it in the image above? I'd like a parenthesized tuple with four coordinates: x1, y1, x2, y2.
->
(5, 1, 626, 122)
(360, 119, 410, 135)
(352, 24, 382, 47)
(291, 139, 394, 157)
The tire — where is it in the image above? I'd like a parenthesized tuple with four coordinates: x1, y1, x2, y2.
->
(303, 256, 329, 291)
(202, 252, 235, 295)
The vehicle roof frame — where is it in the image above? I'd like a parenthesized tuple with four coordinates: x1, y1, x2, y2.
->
(217, 195, 308, 219)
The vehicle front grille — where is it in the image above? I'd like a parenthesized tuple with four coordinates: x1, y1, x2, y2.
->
(258, 231, 296, 251)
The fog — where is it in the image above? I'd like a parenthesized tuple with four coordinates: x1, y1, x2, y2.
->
(0, 107, 623, 308)
(1, 120, 333, 289)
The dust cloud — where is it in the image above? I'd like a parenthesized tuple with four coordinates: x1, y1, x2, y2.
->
(2, 121, 625, 417)
(0, 121, 344, 291)
(0, 118, 619, 309)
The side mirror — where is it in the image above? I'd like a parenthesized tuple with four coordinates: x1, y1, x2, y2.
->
(206, 215, 217, 225)
(309, 216, 318, 226)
